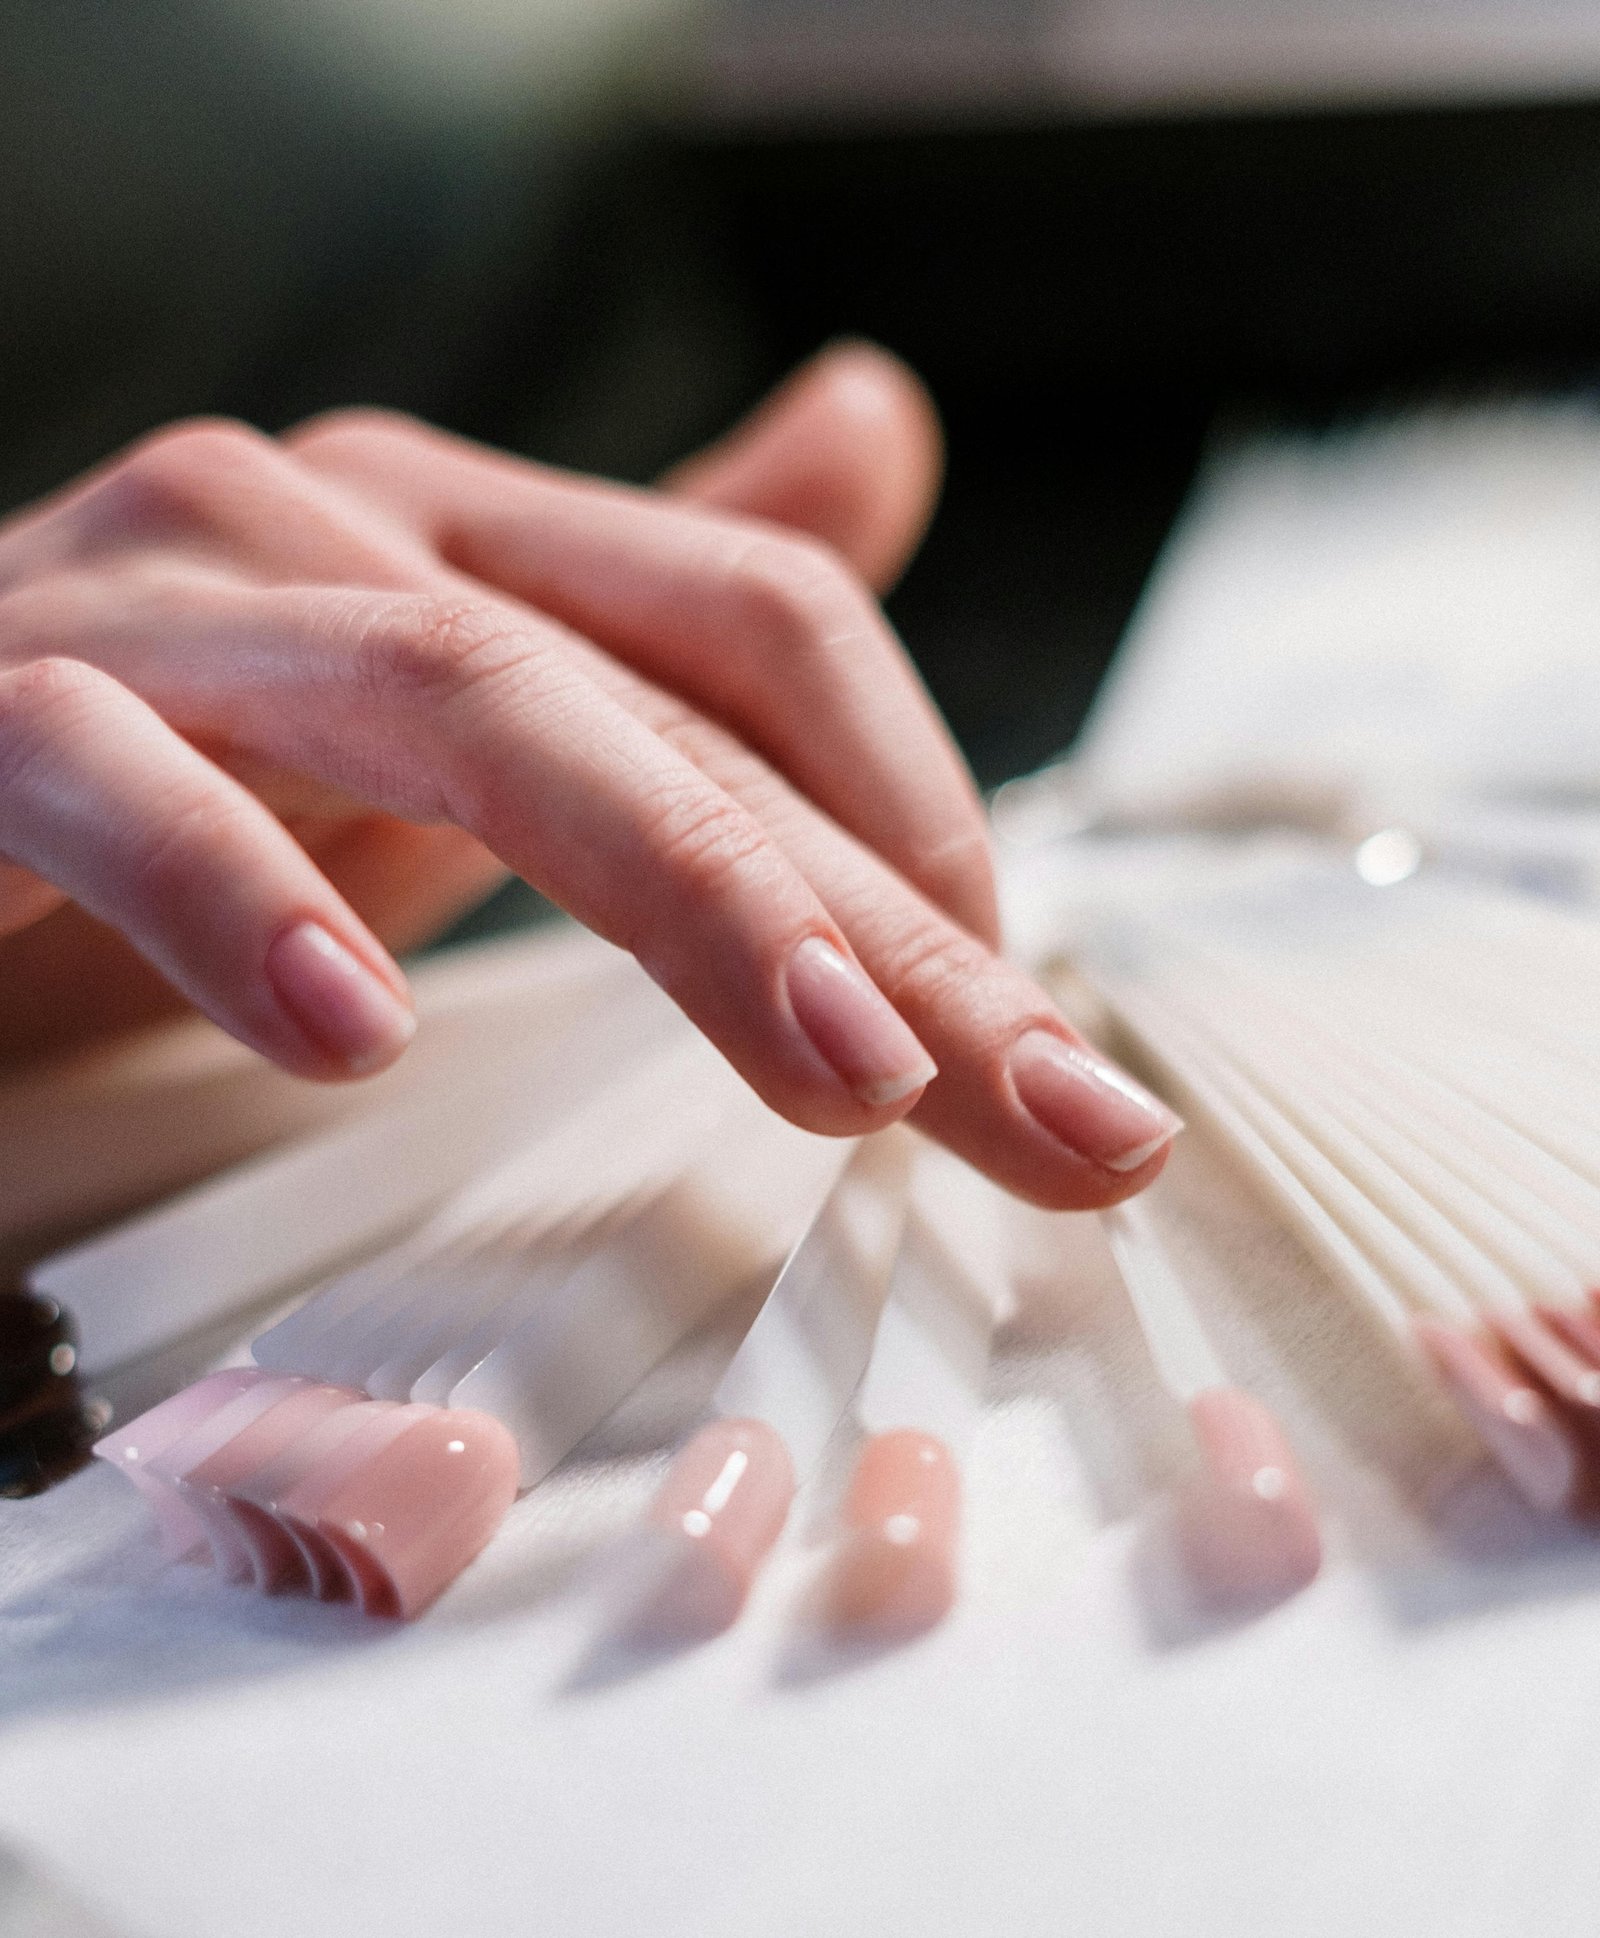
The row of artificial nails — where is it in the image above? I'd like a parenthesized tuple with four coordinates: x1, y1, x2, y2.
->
(1075, 866, 1600, 1518)
(636, 1135, 1002, 1638)
(89, 1063, 1337, 1627)
(633, 1130, 1324, 1636)
(74, 900, 1343, 1626)
(94, 1371, 519, 1617)
(92, 1125, 1016, 1630)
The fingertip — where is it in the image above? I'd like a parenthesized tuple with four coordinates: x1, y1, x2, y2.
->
(665, 339, 943, 592)
(809, 338, 944, 471)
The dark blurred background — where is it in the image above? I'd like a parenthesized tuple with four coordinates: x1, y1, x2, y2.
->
(8, 0, 1600, 798)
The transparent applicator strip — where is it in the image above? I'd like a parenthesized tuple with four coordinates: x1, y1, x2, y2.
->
(825, 1146, 1014, 1635)
(636, 1133, 911, 1637)
(253, 1056, 845, 1483)
(96, 1007, 845, 1619)
(97, 1083, 819, 1623)
(251, 1026, 749, 1386)
(1101, 1196, 1322, 1604)
(34, 966, 694, 1377)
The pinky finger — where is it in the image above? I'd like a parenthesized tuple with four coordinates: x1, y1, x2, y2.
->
(0, 658, 416, 1079)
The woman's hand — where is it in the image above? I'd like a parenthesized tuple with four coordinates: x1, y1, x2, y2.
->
(0, 342, 1178, 1207)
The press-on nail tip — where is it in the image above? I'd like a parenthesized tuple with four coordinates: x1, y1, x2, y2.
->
(180, 1382, 362, 1592)
(641, 1418, 795, 1637)
(1417, 1321, 1582, 1516)
(1176, 1390, 1321, 1605)
(1494, 1311, 1600, 1413)
(830, 1430, 960, 1633)
(100, 1379, 518, 1618)
(96, 1370, 297, 1560)
(1538, 1303, 1600, 1374)
(91, 1368, 266, 1469)
(277, 1405, 519, 1619)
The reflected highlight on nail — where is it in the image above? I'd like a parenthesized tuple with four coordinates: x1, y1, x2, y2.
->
(1174, 1389, 1321, 1605)
(1417, 1320, 1582, 1515)
(641, 1418, 795, 1637)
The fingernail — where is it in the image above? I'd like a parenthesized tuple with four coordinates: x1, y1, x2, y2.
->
(831, 1429, 961, 1634)
(784, 937, 936, 1107)
(265, 921, 416, 1074)
(1007, 1029, 1182, 1172)
(1416, 1319, 1582, 1515)
(1177, 1389, 1321, 1605)
(641, 1418, 795, 1637)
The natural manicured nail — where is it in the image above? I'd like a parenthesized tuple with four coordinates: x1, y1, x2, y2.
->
(265, 921, 416, 1074)
(784, 936, 936, 1107)
(1007, 1029, 1182, 1172)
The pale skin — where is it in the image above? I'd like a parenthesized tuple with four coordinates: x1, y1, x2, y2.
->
(0, 342, 1177, 1209)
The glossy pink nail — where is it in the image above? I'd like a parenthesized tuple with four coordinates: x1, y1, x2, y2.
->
(281, 1407, 519, 1618)
(231, 1401, 415, 1603)
(136, 1375, 316, 1563)
(1175, 1388, 1321, 1604)
(1417, 1320, 1582, 1514)
(1495, 1311, 1600, 1411)
(93, 1368, 270, 1559)
(1007, 1030, 1182, 1173)
(181, 1382, 362, 1592)
(831, 1429, 960, 1634)
(265, 921, 416, 1075)
(784, 937, 935, 1107)
(642, 1418, 795, 1636)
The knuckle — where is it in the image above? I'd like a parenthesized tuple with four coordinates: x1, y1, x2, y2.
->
(725, 532, 865, 659)
(352, 597, 529, 711)
(642, 782, 776, 907)
(653, 706, 735, 772)
(913, 816, 998, 902)
(0, 656, 111, 794)
(109, 417, 276, 533)
(871, 915, 992, 1015)
(284, 406, 424, 462)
